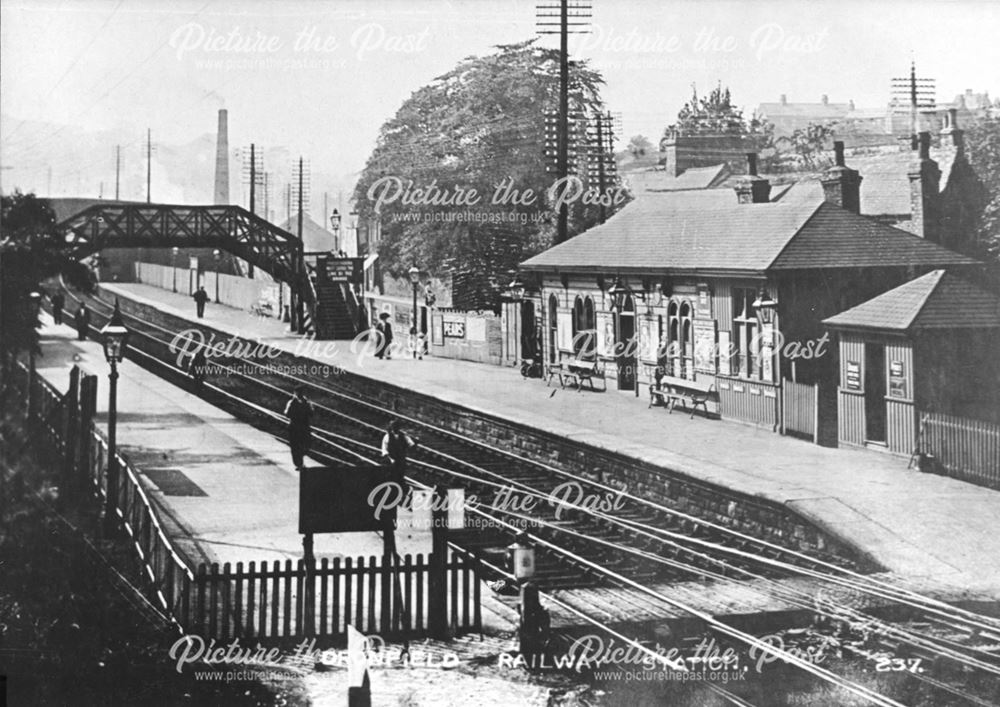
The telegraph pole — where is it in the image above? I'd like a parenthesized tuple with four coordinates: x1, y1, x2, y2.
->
(249, 143, 256, 216)
(115, 145, 120, 200)
(146, 129, 151, 203)
(536, 0, 591, 244)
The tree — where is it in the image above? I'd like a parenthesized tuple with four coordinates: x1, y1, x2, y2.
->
(0, 191, 91, 357)
(662, 83, 775, 165)
(776, 122, 838, 170)
(352, 40, 625, 310)
(965, 116, 1000, 260)
(626, 135, 653, 159)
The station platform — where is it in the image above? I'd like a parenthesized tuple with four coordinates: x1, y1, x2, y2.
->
(99, 283, 1000, 603)
(34, 315, 441, 570)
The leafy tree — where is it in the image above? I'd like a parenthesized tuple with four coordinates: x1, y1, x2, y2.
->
(964, 116, 1000, 260)
(662, 83, 775, 165)
(0, 191, 91, 357)
(352, 40, 624, 310)
(626, 135, 653, 159)
(776, 122, 838, 170)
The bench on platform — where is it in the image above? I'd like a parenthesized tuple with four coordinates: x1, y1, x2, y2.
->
(547, 359, 606, 392)
(649, 375, 718, 418)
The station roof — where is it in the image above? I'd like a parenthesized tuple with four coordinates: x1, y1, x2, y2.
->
(824, 270, 1000, 332)
(520, 193, 978, 275)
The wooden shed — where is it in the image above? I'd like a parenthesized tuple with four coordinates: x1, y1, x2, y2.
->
(824, 270, 1000, 455)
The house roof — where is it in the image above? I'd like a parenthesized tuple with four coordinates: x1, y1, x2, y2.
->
(278, 212, 337, 253)
(772, 144, 959, 222)
(624, 164, 730, 193)
(46, 198, 145, 223)
(758, 102, 853, 118)
(520, 193, 978, 275)
(824, 270, 1000, 332)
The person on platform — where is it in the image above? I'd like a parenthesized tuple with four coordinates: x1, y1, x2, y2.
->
(193, 286, 209, 319)
(375, 312, 393, 359)
(381, 420, 418, 490)
(284, 386, 313, 470)
(50, 291, 65, 325)
(74, 303, 90, 341)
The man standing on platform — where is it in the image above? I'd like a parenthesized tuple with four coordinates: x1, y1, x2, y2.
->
(284, 386, 313, 470)
(50, 291, 65, 325)
(375, 311, 393, 359)
(193, 285, 209, 318)
(74, 303, 90, 340)
(381, 420, 418, 490)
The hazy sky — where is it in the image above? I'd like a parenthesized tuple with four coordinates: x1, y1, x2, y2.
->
(2, 0, 998, 201)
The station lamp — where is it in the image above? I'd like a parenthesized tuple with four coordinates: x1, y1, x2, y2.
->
(330, 209, 341, 234)
(753, 289, 778, 325)
(507, 276, 526, 302)
(100, 299, 130, 535)
(507, 531, 536, 582)
(607, 277, 628, 311)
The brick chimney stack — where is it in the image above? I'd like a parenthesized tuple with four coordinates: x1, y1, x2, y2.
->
(908, 131, 941, 242)
(214, 109, 230, 205)
(820, 141, 862, 213)
(735, 153, 771, 204)
(939, 107, 964, 151)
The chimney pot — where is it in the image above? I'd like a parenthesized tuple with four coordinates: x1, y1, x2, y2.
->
(918, 131, 931, 159)
(780, 94, 787, 105)
(746, 153, 758, 176)
(833, 141, 845, 167)
(822, 94, 829, 105)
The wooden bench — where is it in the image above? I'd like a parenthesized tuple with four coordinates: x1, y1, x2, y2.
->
(548, 359, 606, 392)
(649, 375, 718, 418)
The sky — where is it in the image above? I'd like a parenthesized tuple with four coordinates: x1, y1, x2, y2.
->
(1, 0, 998, 209)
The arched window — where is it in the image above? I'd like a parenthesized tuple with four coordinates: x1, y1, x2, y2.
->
(582, 296, 596, 359)
(572, 296, 585, 357)
(667, 300, 679, 377)
(679, 301, 693, 379)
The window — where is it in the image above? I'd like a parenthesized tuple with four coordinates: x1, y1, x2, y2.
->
(732, 288, 760, 379)
(679, 301, 693, 379)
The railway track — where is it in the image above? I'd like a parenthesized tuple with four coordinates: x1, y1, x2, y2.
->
(62, 285, 1000, 706)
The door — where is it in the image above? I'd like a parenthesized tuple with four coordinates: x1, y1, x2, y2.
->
(865, 342, 887, 443)
(548, 295, 558, 364)
(617, 295, 636, 390)
(520, 301, 537, 360)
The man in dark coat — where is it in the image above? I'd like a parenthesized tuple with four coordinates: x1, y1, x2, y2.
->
(51, 291, 65, 325)
(375, 312, 393, 359)
(74, 304, 90, 340)
(193, 286, 209, 318)
(381, 420, 418, 489)
(284, 386, 313, 470)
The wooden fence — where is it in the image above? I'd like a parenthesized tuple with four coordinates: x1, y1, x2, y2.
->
(782, 380, 818, 442)
(184, 552, 481, 641)
(919, 411, 1000, 490)
(11, 360, 483, 641)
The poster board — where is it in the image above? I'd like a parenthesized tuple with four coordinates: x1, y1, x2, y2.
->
(639, 317, 658, 363)
(557, 310, 574, 352)
(693, 320, 718, 374)
(431, 314, 444, 345)
(596, 312, 614, 358)
(718, 330, 732, 376)
(760, 323, 775, 383)
(466, 317, 486, 343)
(846, 361, 861, 390)
(443, 314, 466, 339)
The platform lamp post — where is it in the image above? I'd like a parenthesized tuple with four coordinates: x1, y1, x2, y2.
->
(212, 249, 221, 303)
(171, 246, 180, 293)
(408, 265, 421, 356)
(507, 276, 525, 362)
(329, 209, 341, 253)
(26, 291, 42, 421)
(753, 288, 778, 380)
(100, 299, 130, 536)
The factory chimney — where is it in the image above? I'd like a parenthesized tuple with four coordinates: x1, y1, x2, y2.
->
(214, 109, 230, 205)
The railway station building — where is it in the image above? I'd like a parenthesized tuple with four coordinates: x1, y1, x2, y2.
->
(517, 142, 983, 445)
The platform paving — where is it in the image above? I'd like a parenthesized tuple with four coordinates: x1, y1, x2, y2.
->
(100, 283, 1000, 603)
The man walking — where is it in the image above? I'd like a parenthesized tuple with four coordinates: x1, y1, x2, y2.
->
(375, 312, 393, 359)
(50, 291, 65, 325)
(193, 286, 209, 319)
(284, 386, 313, 470)
(74, 303, 90, 341)
(381, 420, 418, 488)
